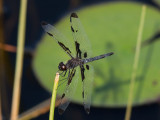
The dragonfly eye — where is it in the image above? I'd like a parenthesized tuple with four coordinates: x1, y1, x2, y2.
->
(58, 62, 67, 71)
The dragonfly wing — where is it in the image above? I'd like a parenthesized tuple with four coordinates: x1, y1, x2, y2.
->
(80, 64, 94, 114)
(41, 22, 76, 58)
(58, 68, 79, 114)
(70, 13, 94, 114)
(70, 13, 92, 58)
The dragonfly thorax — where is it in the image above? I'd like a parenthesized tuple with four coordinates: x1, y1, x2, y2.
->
(66, 58, 82, 69)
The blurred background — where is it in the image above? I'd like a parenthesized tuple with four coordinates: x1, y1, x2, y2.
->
(0, 0, 160, 120)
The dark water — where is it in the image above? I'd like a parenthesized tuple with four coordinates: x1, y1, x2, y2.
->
(1, 0, 160, 120)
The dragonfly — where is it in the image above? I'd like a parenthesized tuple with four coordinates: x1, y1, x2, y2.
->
(41, 13, 114, 114)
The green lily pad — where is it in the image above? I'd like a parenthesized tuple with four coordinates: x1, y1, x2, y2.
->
(32, 2, 160, 107)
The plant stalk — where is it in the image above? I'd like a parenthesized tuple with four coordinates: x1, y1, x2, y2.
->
(125, 5, 146, 120)
(10, 0, 28, 119)
(49, 72, 60, 120)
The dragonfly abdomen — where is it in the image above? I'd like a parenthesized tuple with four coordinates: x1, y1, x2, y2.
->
(82, 52, 114, 64)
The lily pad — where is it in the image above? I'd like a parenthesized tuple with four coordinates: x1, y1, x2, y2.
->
(32, 2, 160, 107)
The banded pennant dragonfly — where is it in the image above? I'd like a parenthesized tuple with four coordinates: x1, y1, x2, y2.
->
(41, 13, 114, 114)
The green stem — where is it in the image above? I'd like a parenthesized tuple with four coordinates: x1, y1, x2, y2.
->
(10, 0, 28, 120)
(49, 72, 60, 120)
(125, 5, 146, 120)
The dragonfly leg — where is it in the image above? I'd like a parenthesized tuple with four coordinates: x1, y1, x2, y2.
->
(59, 70, 68, 77)
(58, 78, 68, 88)
(61, 70, 67, 77)
(59, 71, 64, 75)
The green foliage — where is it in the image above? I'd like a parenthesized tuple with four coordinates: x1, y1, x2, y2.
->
(32, 2, 160, 107)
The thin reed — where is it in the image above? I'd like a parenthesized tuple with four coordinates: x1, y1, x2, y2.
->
(10, 0, 28, 119)
(125, 5, 146, 120)
(49, 72, 60, 120)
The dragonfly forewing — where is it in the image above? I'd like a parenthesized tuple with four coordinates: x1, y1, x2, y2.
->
(41, 22, 76, 58)
(70, 13, 92, 58)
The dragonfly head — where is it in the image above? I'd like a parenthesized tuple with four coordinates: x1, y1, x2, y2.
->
(58, 62, 67, 71)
